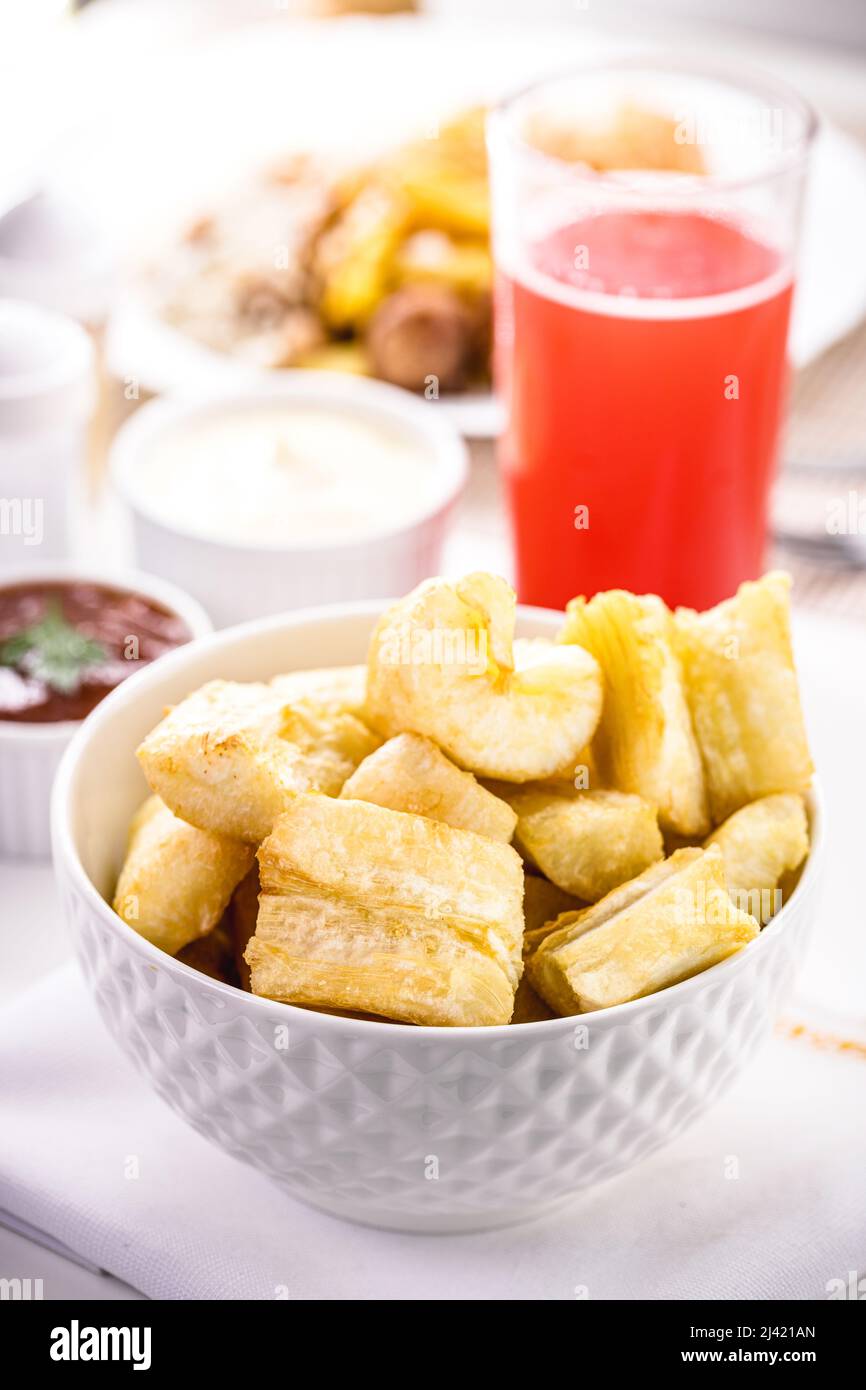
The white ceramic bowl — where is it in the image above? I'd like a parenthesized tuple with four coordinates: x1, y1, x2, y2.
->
(0, 566, 211, 861)
(51, 602, 823, 1232)
(109, 374, 469, 629)
(0, 299, 94, 564)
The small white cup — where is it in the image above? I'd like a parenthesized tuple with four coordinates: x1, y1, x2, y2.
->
(110, 373, 469, 628)
(0, 299, 95, 566)
(0, 565, 211, 861)
(0, 190, 115, 328)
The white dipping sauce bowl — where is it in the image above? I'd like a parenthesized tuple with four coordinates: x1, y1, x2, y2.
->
(0, 565, 211, 861)
(51, 601, 824, 1232)
(110, 374, 469, 628)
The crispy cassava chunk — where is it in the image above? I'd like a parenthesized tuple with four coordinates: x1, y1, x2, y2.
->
(113, 796, 254, 956)
(674, 573, 814, 823)
(539, 742, 602, 792)
(488, 782, 663, 902)
(177, 918, 238, 984)
(560, 590, 708, 836)
(523, 872, 584, 941)
(511, 874, 581, 1024)
(246, 794, 525, 1026)
(269, 664, 368, 721)
(528, 846, 758, 1015)
(137, 679, 379, 843)
(341, 732, 517, 841)
(366, 573, 602, 782)
(511, 977, 556, 1024)
(704, 793, 809, 925)
(228, 864, 260, 990)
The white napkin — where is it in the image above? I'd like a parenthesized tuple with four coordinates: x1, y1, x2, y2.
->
(0, 962, 863, 1302)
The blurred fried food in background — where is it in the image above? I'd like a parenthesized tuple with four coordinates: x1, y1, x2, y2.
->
(160, 155, 334, 369)
(158, 103, 701, 394)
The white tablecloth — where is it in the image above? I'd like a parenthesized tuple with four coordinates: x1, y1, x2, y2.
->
(0, 963, 863, 1301)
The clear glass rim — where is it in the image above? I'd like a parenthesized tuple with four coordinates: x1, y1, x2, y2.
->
(488, 51, 819, 195)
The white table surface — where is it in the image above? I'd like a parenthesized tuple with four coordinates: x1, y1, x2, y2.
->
(0, 869, 146, 1297)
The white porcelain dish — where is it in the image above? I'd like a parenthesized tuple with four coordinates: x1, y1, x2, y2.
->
(0, 565, 211, 861)
(110, 375, 468, 628)
(51, 600, 823, 1232)
(0, 299, 94, 563)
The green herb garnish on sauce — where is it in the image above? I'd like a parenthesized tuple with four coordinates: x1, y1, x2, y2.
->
(0, 601, 108, 696)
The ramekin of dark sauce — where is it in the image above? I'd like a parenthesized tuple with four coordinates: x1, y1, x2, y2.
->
(0, 569, 211, 859)
(0, 581, 194, 723)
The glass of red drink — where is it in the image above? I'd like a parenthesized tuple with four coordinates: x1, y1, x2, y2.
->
(488, 59, 816, 610)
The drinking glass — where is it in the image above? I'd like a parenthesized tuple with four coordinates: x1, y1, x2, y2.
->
(488, 58, 816, 610)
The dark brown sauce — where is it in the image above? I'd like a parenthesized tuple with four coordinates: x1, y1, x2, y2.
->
(0, 581, 192, 724)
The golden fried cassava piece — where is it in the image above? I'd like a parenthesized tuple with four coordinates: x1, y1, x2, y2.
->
(704, 793, 809, 925)
(246, 794, 525, 1026)
(511, 977, 556, 1024)
(137, 679, 379, 843)
(510, 873, 580, 1024)
(539, 742, 602, 792)
(560, 590, 708, 837)
(366, 573, 602, 782)
(269, 664, 368, 721)
(523, 873, 584, 941)
(340, 733, 517, 841)
(674, 573, 814, 824)
(113, 796, 254, 957)
(489, 782, 663, 902)
(528, 846, 759, 1015)
(229, 865, 260, 990)
(177, 918, 238, 985)
(517, 874, 584, 1024)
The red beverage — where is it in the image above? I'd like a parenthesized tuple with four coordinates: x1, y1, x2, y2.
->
(496, 208, 794, 610)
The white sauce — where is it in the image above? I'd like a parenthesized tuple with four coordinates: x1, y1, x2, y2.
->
(139, 403, 439, 546)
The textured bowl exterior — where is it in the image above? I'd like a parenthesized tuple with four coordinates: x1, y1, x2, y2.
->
(57, 861, 819, 1231)
(52, 602, 823, 1231)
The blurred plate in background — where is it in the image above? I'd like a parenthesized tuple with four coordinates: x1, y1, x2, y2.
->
(31, 16, 866, 435)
